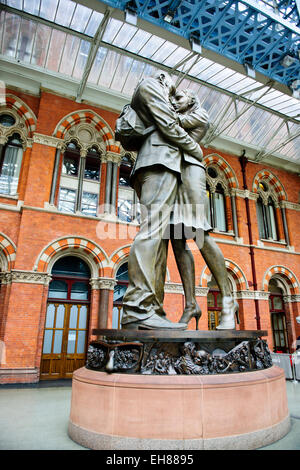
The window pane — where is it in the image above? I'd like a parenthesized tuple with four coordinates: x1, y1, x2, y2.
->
(70, 282, 89, 300)
(76, 330, 86, 353)
(42, 330, 53, 354)
(113, 283, 128, 303)
(116, 263, 129, 281)
(45, 304, 55, 328)
(81, 192, 98, 216)
(67, 330, 76, 353)
(112, 306, 123, 329)
(273, 296, 283, 310)
(52, 256, 90, 278)
(53, 330, 63, 354)
(207, 292, 214, 307)
(69, 305, 78, 329)
(214, 192, 226, 231)
(78, 306, 88, 329)
(55, 304, 65, 328)
(62, 154, 79, 176)
(58, 188, 76, 213)
(268, 204, 278, 240)
(84, 155, 100, 180)
(48, 280, 68, 299)
(0, 144, 23, 195)
(256, 199, 267, 239)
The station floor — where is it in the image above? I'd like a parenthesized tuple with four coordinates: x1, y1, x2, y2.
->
(0, 377, 299, 450)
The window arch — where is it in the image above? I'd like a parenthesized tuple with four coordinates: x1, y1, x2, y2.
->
(0, 132, 24, 196)
(206, 165, 228, 232)
(41, 255, 91, 380)
(256, 181, 279, 241)
(51, 118, 105, 216)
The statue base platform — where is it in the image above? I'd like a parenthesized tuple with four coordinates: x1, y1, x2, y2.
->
(68, 365, 290, 450)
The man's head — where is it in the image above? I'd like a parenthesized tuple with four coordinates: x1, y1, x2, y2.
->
(171, 89, 198, 113)
(153, 71, 176, 96)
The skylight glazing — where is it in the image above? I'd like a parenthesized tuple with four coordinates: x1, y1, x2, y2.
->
(0, 0, 299, 164)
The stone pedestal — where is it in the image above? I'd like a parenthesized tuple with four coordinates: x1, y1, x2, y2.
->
(68, 365, 290, 450)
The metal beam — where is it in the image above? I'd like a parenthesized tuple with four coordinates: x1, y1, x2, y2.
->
(76, 7, 112, 101)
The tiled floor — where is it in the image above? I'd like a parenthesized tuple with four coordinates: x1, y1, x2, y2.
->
(0, 379, 299, 450)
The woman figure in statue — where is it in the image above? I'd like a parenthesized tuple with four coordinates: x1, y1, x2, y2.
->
(169, 88, 239, 330)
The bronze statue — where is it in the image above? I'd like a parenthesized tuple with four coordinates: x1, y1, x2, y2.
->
(121, 73, 238, 330)
(121, 72, 204, 330)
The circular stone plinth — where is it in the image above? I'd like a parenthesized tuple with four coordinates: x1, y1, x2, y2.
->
(68, 365, 290, 450)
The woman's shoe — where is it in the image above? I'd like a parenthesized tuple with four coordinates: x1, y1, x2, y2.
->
(216, 296, 239, 330)
(179, 304, 202, 330)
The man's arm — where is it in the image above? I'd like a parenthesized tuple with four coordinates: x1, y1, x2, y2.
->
(178, 107, 209, 131)
(139, 79, 203, 159)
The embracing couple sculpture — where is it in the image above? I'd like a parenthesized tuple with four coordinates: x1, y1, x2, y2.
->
(120, 71, 239, 331)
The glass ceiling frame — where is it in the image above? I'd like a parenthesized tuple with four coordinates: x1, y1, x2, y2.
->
(0, 0, 299, 165)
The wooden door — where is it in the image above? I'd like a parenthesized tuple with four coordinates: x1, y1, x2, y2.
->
(40, 302, 89, 379)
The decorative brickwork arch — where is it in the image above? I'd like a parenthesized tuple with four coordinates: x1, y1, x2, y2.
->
(53, 110, 120, 153)
(34, 237, 110, 278)
(203, 153, 238, 189)
(200, 259, 248, 291)
(109, 245, 131, 278)
(0, 233, 17, 271)
(252, 170, 287, 201)
(262, 266, 299, 294)
(0, 94, 37, 142)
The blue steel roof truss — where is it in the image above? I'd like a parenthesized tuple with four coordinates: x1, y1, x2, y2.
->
(100, 0, 300, 89)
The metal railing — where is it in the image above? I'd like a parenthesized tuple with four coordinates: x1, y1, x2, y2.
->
(271, 352, 300, 381)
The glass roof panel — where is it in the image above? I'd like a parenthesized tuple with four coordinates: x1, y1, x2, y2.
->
(138, 35, 165, 59)
(112, 23, 138, 49)
(59, 34, 80, 76)
(125, 29, 152, 54)
(102, 18, 123, 44)
(0, 0, 299, 164)
(45, 28, 66, 72)
(84, 10, 104, 36)
(70, 3, 93, 33)
(72, 39, 90, 79)
(39, 0, 59, 22)
(54, 0, 76, 28)
(88, 46, 108, 84)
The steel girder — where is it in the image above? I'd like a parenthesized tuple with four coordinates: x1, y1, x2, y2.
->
(98, 0, 300, 90)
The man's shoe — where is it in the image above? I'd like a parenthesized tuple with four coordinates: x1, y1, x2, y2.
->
(123, 313, 187, 330)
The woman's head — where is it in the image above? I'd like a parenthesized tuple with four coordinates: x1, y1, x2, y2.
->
(171, 89, 199, 112)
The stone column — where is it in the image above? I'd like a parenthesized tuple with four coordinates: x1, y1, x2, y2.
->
(280, 202, 290, 246)
(231, 193, 239, 237)
(103, 151, 122, 215)
(76, 148, 87, 212)
(49, 147, 62, 205)
(97, 278, 116, 328)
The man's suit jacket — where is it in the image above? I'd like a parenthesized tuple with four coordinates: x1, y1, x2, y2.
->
(130, 77, 203, 183)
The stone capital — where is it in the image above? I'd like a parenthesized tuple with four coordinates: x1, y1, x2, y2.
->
(102, 151, 122, 165)
(33, 133, 64, 149)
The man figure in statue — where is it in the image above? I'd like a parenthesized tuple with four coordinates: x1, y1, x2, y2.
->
(168, 89, 239, 330)
(121, 72, 204, 330)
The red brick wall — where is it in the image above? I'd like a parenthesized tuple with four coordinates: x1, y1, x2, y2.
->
(0, 89, 299, 383)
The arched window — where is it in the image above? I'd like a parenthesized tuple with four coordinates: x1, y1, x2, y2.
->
(112, 263, 129, 329)
(57, 142, 101, 216)
(0, 131, 23, 196)
(268, 279, 288, 353)
(117, 155, 139, 223)
(256, 182, 278, 241)
(206, 181, 227, 232)
(41, 256, 91, 380)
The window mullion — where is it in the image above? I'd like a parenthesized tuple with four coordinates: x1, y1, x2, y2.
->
(76, 151, 86, 212)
